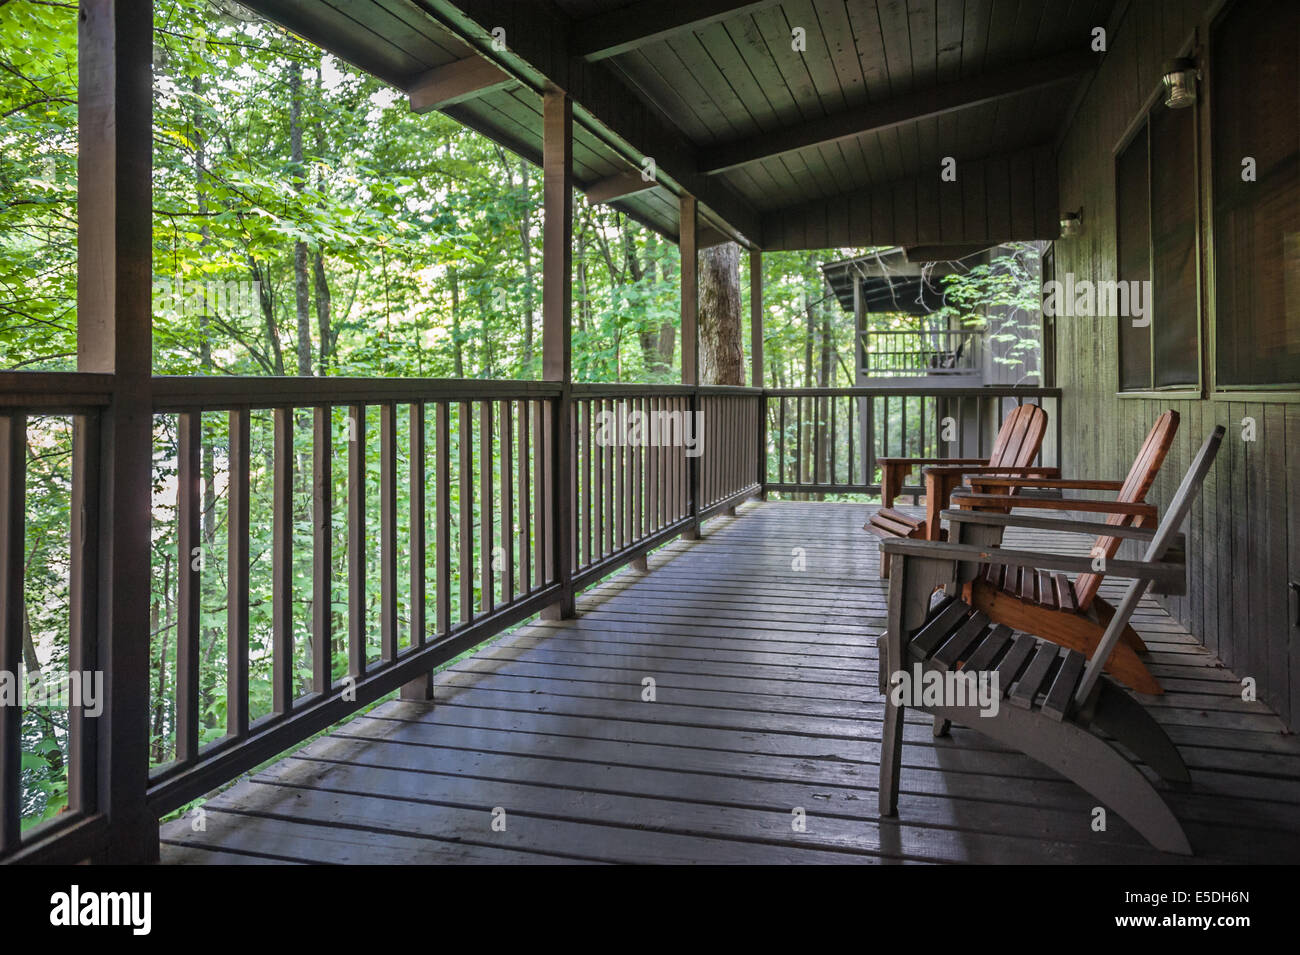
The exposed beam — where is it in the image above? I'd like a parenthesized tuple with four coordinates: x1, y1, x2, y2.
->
(585, 170, 658, 204)
(759, 144, 1058, 251)
(419, 0, 761, 243)
(904, 243, 996, 263)
(701, 50, 1098, 174)
(408, 55, 512, 113)
(574, 1, 781, 61)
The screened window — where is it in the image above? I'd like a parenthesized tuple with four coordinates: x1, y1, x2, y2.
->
(1211, 0, 1300, 389)
(1116, 99, 1199, 392)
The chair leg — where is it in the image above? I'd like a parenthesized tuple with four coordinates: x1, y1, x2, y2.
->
(1085, 681, 1191, 784)
(879, 698, 905, 816)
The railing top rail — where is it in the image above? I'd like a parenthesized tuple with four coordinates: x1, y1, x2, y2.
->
(570, 383, 763, 397)
(766, 385, 1061, 398)
(151, 376, 565, 410)
(0, 372, 115, 410)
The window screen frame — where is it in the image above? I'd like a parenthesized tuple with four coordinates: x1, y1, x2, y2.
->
(1111, 79, 1205, 400)
(1204, 0, 1300, 400)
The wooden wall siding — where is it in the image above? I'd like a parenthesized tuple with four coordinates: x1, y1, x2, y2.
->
(759, 145, 1058, 250)
(1055, 0, 1299, 728)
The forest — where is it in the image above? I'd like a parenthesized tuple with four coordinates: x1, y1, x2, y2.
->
(0, 0, 1040, 827)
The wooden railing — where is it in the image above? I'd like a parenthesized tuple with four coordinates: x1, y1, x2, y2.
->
(765, 386, 1062, 496)
(0, 373, 113, 862)
(2, 374, 1054, 861)
(1, 375, 763, 861)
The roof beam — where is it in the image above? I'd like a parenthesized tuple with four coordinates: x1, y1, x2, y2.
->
(585, 171, 659, 204)
(574, 1, 782, 61)
(419, 0, 761, 244)
(701, 50, 1098, 174)
(408, 55, 513, 113)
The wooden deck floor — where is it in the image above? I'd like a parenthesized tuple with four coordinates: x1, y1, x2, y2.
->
(160, 501, 1300, 864)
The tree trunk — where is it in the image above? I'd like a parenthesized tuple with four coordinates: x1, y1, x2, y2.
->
(518, 160, 535, 375)
(699, 242, 744, 385)
(289, 61, 312, 376)
(313, 67, 332, 376)
(450, 268, 463, 377)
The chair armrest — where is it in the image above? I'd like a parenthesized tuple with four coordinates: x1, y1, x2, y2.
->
(963, 477, 1124, 491)
(921, 464, 1060, 477)
(879, 537, 1183, 587)
(940, 508, 1169, 542)
(950, 491, 1157, 519)
(878, 456, 988, 466)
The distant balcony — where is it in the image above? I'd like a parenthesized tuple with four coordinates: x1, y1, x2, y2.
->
(858, 328, 985, 384)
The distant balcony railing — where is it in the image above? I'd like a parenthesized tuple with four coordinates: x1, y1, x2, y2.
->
(860, 328, 985, 378)
(763, 385, 1062, 496)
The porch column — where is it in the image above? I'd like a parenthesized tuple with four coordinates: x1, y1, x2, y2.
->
(540, 87, 575, 618)
(679, 195, 701, 539)
(78, 0, 158, 863)
(751, 249, 765, 497)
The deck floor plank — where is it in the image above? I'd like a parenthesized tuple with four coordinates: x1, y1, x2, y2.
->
(160, 502, 1300, 864)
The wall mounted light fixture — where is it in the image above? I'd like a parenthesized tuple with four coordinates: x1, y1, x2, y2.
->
(1060, 209, 1084, 238)
(1162, 57, 1199, 108)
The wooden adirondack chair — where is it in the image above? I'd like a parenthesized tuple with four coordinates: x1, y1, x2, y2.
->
(877, 426, 1224, 855)
(867, 404, 1055, 576)
(948, 410, 1179, 695)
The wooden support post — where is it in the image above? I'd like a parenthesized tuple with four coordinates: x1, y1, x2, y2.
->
(541, 88, 575, 620)
(78, 0, 158, 863)
(751, 248, 766, 499)
(680, 194, 702, 540)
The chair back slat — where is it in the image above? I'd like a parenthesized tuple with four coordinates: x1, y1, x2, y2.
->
(1074, 426, 1224, 704)
(986, 403, 1048, 471)
(1072, 410, 1179, 610)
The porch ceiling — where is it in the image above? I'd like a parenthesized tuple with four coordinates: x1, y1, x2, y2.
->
(237, 0, 1117, 250)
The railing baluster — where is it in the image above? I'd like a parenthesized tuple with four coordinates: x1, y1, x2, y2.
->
(581, 400, 591, 567)
(479, 400, 494, 614)
(409, 403, 426, 646)
(435, 401, 451, 634)
(347, 404, 366, 678)
(533, 400, 544, 588)
(380, 402, 398, 662)
(69, 412, 100, 812)
(227, 408, 250, 736)
(272, 407, 293, 714)
(500, 400, 513, 604)
(312, 407, 332, 692)
(177, 411, 202, 757)
(517, 399, 530, 594)
(459, 401, 473, 623)
(0, 413, 26, 853)
(604, 398, 615, 556)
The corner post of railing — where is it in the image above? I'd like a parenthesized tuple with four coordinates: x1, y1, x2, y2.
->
(540, 87, 575, 619)
(78, 0, 159, 863)
(680, 195, 702, 540)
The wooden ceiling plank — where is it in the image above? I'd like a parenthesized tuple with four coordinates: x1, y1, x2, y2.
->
(574, 0, 784, 61)
(699, 48, 1097, 173)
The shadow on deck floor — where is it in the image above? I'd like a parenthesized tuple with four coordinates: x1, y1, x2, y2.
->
(160, 501, 1300, 864)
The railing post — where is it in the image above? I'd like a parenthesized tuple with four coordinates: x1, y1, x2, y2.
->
(679, 195, 702, 540)
(540, 87, 575, 619)
(78, 0, 158, 863)
(751, 249, 767, 499)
